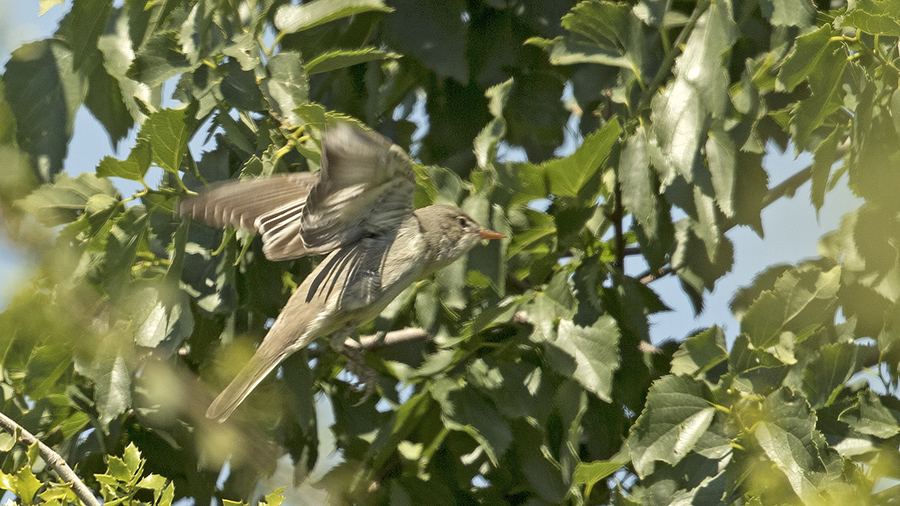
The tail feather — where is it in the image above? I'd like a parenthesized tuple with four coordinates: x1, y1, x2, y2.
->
(206, 345, 287, 422)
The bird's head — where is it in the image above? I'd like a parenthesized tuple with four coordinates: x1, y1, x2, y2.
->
(415, 204, 506, 272)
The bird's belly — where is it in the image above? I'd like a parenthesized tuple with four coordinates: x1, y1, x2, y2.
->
(300, 222, 426, 331)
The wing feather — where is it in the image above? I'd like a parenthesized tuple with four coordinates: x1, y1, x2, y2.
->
(299, 123, 415, 254)
(177, 173, 317, 261)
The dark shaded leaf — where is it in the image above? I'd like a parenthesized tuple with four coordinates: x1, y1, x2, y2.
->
(127, 30, 195, 87)
(57, 0, 114, 70)
(4, 40, 88, 181)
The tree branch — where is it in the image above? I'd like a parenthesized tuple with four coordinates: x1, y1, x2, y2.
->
(308, 327, 431, 358)
(345, 327, 430, 350)
(0, 410, 100, 506)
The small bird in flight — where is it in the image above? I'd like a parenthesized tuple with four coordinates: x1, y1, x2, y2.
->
(178, 122, 506, 422)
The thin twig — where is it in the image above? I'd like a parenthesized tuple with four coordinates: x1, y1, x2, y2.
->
(612, 181, 626, 272)
(640, 266, 672, 285)
(345, 327, 430, 350)
(0, 410, 101, 506)
(308, 327, 431, 358)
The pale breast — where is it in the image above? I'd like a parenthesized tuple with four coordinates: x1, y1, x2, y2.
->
(297, 215, 426, 330)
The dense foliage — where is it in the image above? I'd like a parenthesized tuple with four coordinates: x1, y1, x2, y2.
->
(2, 0, 900, 504)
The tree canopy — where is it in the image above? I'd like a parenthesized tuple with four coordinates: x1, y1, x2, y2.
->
(2, 0, 900, 504)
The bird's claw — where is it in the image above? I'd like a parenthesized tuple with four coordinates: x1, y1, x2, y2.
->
(331, 334, 378, 405)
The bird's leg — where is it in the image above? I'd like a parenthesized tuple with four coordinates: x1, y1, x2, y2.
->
(329, 328, 378, 406)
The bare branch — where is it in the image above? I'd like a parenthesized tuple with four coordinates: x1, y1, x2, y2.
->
(308, 327, 431, 358)
(0, 410, 100, 506)
(345, 327, 431, 350)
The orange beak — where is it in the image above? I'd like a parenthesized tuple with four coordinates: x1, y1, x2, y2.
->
(479, 229, 507, 240)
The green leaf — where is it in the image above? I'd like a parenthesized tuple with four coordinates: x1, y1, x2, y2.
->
(261, 486, 285, 506)
(74, 341, 132, 429)
(40, 0, 64, 14)
(98, 8, 153, 124)
(839, 390, 900, 438)
(810, 127, 842, 212)
(158, 482, 175, 506)
(802, 342, 865, 409)
(730, 264, 792, 320)
(104, 206, 149, 289)
(843, 0, 900, 36)
(4, 40, 89, 181)
(740, 265, 840, 348)
(97, 137, 151, 181)
(123, 442, 142, 476)
(220, 59, 265, 112)
(671, 220, 735, 312)
(754, 388, 828, 503)
(705, 129, 735, 218)
(16, 467, 41, 505)
(305, 47, 397, 75)
(627, 375, 723, 477)
(775, 24, 834, 92)
(382, 0, 466, 82)
(790, 44, 847, 150)
(547, 317, 620, 402)
(222, 33, 260, 71)
(24, 345, 71, 399)
(760, 0, 815, 27)
(57, 0, 114, 70)
(16, 172, 119, 226)
(651, 0, 734, 184)
(107, 455, 131, 481)
(528, 1, 644, 72)
(473, 78, 513, 168)
(574, 453, 630, 498)
(275, 0, 393, 33)
(619, 126, 655, 225)
(142, 107, 193, 174)
(84, 57, 134, 148)
(127, 30, 195, 87)
(0, 432, 16, 452)
(432, 378, 513, 466)
(692, 185, 721, 261)
(544, 118, 621, 198)
(262, 52, 309, 127)
(136, 474, 167, 492)
(671, 325, 728, 377)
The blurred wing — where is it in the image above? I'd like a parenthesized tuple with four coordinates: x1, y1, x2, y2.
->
(299, 123, 415, 254)
(177, 173, 318, 261)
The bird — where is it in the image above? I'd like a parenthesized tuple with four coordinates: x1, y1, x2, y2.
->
(178, 122, 506, 422)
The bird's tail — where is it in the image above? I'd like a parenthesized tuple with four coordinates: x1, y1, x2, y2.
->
(206, 342, 287, 422)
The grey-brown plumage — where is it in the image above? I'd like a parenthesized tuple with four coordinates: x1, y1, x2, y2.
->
(178, 123, 505, 422)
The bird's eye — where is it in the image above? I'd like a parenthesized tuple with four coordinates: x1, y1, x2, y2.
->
(456, 217, 468, 228)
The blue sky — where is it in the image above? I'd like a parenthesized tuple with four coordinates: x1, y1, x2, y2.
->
(0, 2, 862, 345)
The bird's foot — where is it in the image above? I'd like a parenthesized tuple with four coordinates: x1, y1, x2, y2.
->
(330, 333, 378, 406)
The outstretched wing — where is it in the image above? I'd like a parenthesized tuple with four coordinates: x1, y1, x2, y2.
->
(297, 123, 416, 254)
(178, 122, 415, 261)
(177, 173, 318, 261)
